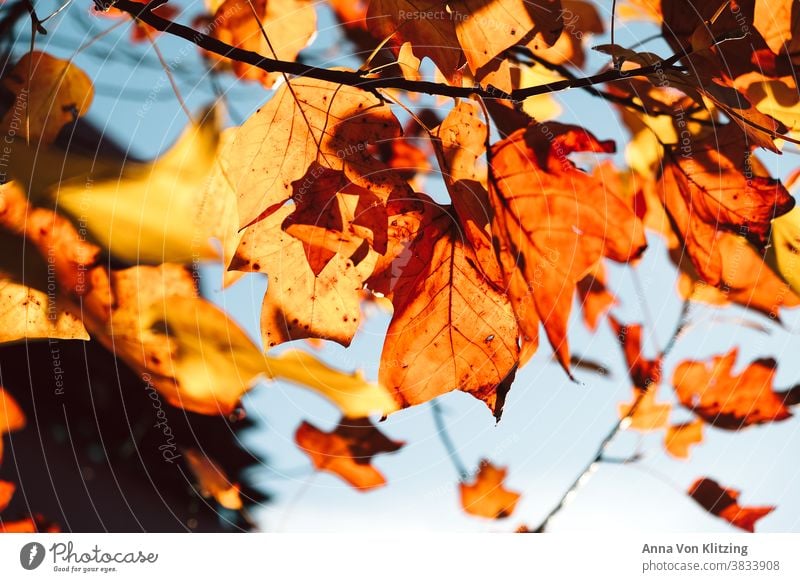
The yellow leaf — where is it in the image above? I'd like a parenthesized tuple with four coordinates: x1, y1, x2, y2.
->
(266, 350, 399, 418)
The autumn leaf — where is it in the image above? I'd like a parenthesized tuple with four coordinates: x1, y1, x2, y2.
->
(659, 125, 794, 286)
(373, 195, 520, 418)
(266, 350, 399, 418)
(450, 0, 563, 87)
(576, 264, 616, 332)
(294, 418, 403, 490)
(227, 76, 411, 229)
(0, 481, 13, 512)
(672, 349, 793, 429)
(184, 448, 244, 510)
(366, 0, 465, 82)
(231, 203, 376, 348)
(688, 477, 774, 532)
(0, 388, 25, 436)
(489, 122, 647, 371)
(664, 419, 704, 459)
(460, 459, 521, 519)
(609, 316, 661, 390)
(678, 234, 800, 318)
(527, 0, 603, 68)
(1, 51, 93, 145)
(210, 0, 315, 87)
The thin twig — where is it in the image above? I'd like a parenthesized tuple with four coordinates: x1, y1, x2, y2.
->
(430, 399, 469, 482)
(107, 0, 690, 103)
(532, 387, 649, 532)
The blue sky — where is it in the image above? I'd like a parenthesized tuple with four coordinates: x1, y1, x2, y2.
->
(15, 0, 800, 532)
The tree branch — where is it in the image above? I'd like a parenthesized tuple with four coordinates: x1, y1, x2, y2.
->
(108, 0, 686, 103)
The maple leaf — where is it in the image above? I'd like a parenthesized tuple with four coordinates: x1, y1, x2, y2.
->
(672, 349, 793, 429)
(0, 51, 93, 145)
(489, 121, 647, 371)
(688, 477, 775, 532)
(184, 449, 244, 510)
(210, 0, 316, 87)
(294, 418, 403, 490)
(227, 77, 411, 229)
(664, 419, 704, 459)
(231, 202, 376, 348)
(460, 459, 521, 519)
(372, 195, 520, 418)
(659, 125, 794, 286)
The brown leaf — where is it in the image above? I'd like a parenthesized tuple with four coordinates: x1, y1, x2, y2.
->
(294, 418, 403, 490)
(665, 419, 704, 459)
(489, 122, 647, 371)
(688, 477, 775, 532)
(460, 459, 521, 519)
(672, 349, 792, 429)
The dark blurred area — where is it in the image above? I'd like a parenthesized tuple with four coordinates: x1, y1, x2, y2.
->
(0, 338, 267, 532)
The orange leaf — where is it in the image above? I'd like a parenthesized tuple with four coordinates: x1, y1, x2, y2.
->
(489, 122, 647, 372)
(688, 477, 774, 532)
(184, 449, 244, 510)
(373, 195, 520, 418)
(460, 459, 521, 519)
(210, 0, 315, 87)
(231, 203, 375, 348)
(608, 316, 662, 390)
(227, 77, 411, 229)
(366, 0, 465, 82)
(1, 51, 94, 145)
(619, 389, 671, 432)
(0, 481, 14, 512)
(0, 388, 25, 435)
(672, 349, 792, 429)
(665, 420, 704, 459)
(660, 125, 794, 286)
(576, 264, 616, 332)
(294, 418, 403, 490)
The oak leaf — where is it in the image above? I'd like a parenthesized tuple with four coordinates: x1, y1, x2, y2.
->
(294, 418, 403, 490)
(688, 477, 774, 532)
(460, 459, 521, 519)
(672, 349, 792, 429)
